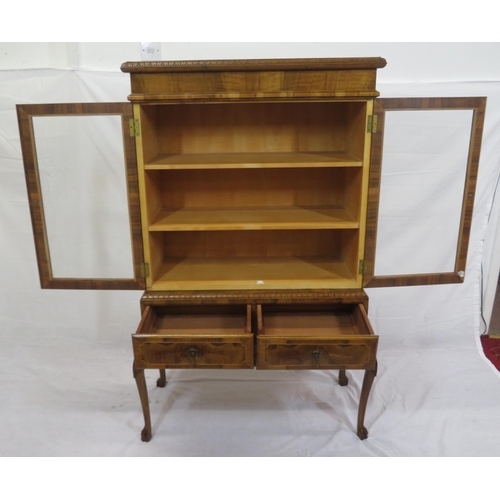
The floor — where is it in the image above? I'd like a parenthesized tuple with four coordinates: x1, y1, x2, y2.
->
(2, 317, 500, 457)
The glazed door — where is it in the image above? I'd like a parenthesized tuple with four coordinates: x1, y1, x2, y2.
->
(17, 103, 145, 290)
(363, 97, 486, 287)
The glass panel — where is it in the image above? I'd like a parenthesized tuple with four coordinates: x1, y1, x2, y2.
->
(32, 115, 134, 279)
(374, 109, 473, 276)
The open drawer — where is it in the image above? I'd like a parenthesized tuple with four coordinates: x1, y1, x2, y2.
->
(256, 304, 377, 370)
(133, 305, 254, 369)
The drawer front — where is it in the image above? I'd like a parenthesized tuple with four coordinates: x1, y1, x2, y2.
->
(133, 335, 254, 369)
(257, 337, 377, 370)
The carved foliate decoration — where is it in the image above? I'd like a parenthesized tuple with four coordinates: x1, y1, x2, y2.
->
(121, 57, 387, 73)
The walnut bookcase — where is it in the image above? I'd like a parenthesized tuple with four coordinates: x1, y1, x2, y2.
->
(18, 57, 486, 443)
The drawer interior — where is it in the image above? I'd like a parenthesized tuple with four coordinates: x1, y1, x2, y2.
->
(137, 305, 252, 336)
(257, 303, 374, 337)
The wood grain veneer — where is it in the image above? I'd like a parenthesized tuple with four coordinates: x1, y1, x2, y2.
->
(122, 58, 386, 102)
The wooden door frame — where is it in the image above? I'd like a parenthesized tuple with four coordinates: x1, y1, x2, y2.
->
(17, 102, 145, 290)
(363, 96, 487, 288)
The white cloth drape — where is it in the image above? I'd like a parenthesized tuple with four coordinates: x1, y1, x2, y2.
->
(1, 70, 500, 456)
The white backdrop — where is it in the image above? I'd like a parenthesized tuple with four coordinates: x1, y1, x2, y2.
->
(2, 60, 500, 456)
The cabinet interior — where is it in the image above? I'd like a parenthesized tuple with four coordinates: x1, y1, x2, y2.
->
(136, 100, 370, 291)
(139, 101, 367, 164)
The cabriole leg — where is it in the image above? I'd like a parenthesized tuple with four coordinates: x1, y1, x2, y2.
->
(339, 369, 348, 386)
(157, 369, 167, 388)
(133, 362, 152, 442)
(357, 360, 378, 440)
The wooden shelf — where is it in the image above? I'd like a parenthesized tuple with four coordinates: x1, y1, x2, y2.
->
(145, 151, 363, 170)
(150, 257, 358, 291)
(149, 206, 359, 231)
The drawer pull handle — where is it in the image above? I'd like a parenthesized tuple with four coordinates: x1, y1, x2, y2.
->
(189, 348, 198, 367)
(311, 350, 321, 367)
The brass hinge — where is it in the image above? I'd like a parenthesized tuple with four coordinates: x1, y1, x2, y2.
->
(129, 119, 140, 137)
(367, 115, 378, 133)
(359, 260, 366, 275)
(140, 262, 150, 278)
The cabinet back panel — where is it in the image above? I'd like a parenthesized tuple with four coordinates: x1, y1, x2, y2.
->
(157, 168, 360, 210)
(157, 230, 358, 258)
(141, 102, 366, 158)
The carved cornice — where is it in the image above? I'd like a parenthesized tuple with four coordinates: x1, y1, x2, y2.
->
(141, 290, 368, 304)
(121, 57, 387, 74)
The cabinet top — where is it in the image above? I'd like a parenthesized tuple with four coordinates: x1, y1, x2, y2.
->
(121, 57, 387, 74)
